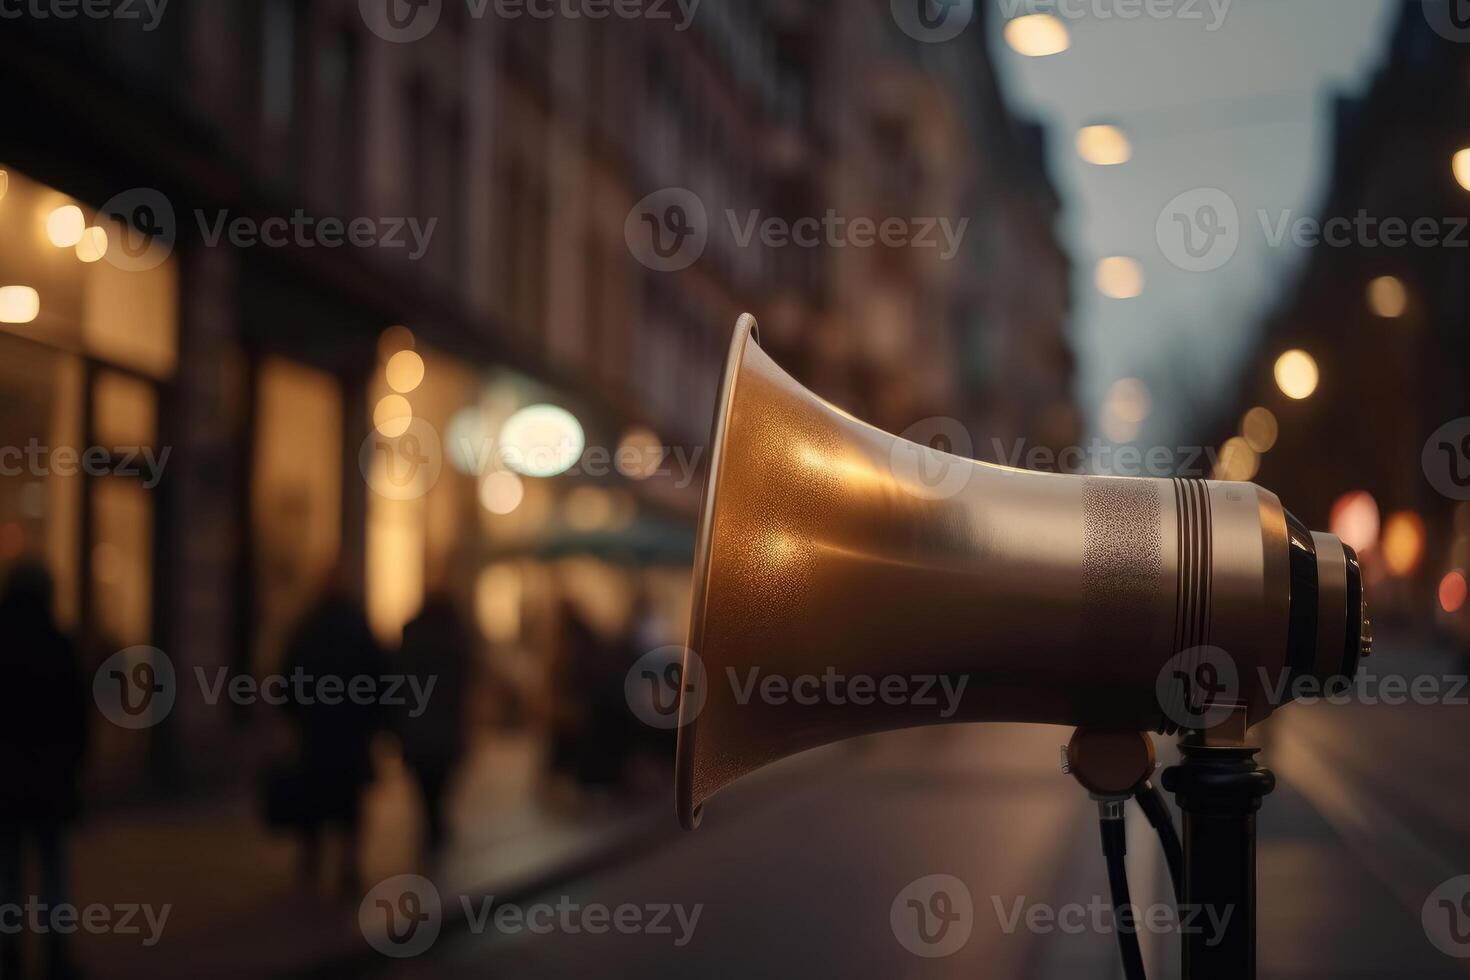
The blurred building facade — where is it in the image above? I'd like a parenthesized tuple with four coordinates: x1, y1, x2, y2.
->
(1, 0, 1072, 798)
(1216, 0, 1470, 629)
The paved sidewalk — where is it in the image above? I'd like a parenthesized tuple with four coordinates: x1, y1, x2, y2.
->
(62, 733, 668, 979)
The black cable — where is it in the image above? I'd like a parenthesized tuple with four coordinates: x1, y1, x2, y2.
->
(1135, 779, 1184, 903)
(1099, 803, 1147, 980)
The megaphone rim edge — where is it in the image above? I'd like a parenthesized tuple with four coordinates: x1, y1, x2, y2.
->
(675, 313, 760, 830)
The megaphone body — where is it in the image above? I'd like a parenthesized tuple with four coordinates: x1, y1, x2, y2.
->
(677, 315, 1367, 828)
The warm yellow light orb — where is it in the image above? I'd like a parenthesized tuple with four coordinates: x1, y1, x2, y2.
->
(1366, 275, 1407, 318)
(373, 395, 413, 438)
(1241, 407, 1279, 454)
(76, 226, 109, 263)
(479, 471, 525, 516)
(1274, 350, 1319, 400)
(1454, 149, 1470, 192)
(385, 350, 425, 394)
(46, 205, 86, 248)
(0, 286, 40, 325)
(1381, 511, 1425, 577)
(1004, 14, 1071, 57)
(1095, 257, 1144, 299)
(1077, 125, 1132, 166)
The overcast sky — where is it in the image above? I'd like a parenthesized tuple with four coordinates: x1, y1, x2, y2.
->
(988, 0, 1398, 443)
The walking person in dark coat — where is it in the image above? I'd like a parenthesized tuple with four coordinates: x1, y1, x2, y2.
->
(394, 593, 471, 865)
(278, 571, 387, 895)
(0, 563, 89, 980)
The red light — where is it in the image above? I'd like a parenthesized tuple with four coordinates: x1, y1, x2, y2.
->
(1441, 570, 1469, 614)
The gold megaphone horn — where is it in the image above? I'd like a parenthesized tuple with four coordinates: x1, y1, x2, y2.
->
(675, 315, 1367, 829)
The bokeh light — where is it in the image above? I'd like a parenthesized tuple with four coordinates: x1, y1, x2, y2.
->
(1214, 436, 1260, 482)
(616, 427, 665, 480)
(0, 286, 40, 325)
(385, 350, 425, 394)
(46, 205, 86, 248)
(479, 470, 525, 515)
(1381, 511, 1425, 576)
(500, 404, 585, 478)
(373, 394, 413, 438)
(1274, 349, 1319, 400)
(1330, 490, 1380, 554)
(75, 226, 109, 263)
(1367, 275, 1407, 318)
(446, 406, 488, 475)
(1241, 406, 1279, 453)
(1004, 14, 1071, 57)
(1076, 125, 1132, 166)
(1454, 148, 1470, 192)
(1095, 257, 1144, 299)
(378, 324, 415, 359)
(1441, 570, 1468, 614)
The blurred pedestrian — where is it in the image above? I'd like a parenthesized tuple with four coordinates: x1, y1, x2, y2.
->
(0, 562, 88, 980)
(273, 569, 387, 895)
(394, 592, 471, 865)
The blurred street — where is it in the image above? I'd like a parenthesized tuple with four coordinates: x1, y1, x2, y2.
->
(368, 630, 1470, 979)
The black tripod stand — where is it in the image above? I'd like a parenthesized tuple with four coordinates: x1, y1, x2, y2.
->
(1067, 721, 1274, 980)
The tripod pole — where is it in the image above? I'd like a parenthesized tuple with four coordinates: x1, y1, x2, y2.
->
(1161, 739, 1275, 980)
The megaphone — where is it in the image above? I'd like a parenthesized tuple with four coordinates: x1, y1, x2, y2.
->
(676, 314, 1368, 829)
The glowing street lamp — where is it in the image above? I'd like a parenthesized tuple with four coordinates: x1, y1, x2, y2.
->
(1095, 257, 1144, 299)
